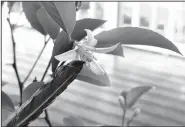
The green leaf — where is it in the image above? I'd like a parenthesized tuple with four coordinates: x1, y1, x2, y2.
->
(52, 18, 106, 72)
(63, 116, 85, 126)
(76, 65, 111, 86)
(41, 2, 64, 29)
(123, 86, 154, 108)
(41, 2, 76, 36)
(22, 2, 46, 35)
(2, 109, 12, 123)
(2, 91, 15, 112)
(22, 81, 44, 103)
(4, 61, 85, 127)
(54, 2, 76, 36)
(52, 32, 73, 72)
(72, 18, 106, 41)
(95, 27, 182, 55)
(45, 2, 55, 6)
(37, 7, 60, 39)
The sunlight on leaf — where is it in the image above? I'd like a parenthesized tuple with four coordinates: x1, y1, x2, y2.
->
(22, 81, 44, 103)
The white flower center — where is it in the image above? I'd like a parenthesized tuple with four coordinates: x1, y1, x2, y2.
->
(74, 41, 96, 62)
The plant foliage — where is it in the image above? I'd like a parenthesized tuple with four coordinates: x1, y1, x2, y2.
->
(3, 1, 183, 126)
(3, 61, 85, 127)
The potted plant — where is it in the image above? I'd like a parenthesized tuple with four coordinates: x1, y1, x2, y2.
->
(2, 2, 182, 127)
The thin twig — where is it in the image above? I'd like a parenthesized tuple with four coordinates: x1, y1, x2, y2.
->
(126, 118, 132, 127)
(122, 98, 127, 127)
(7, 5, 24, 106)
(22, 37, 51, 84)
(7, 3, 53, 126)
(126, 108, 140, 127)
(40, 57, 52, 127)
(44, 110, 52, 127)
(42, 59, 52, 127)
(126, 111, 136, 127)
(41, 58, 52, 82)
(7, 16, 23, 106)
(40, 40, 56, 127)
(122, 108, 127, 127)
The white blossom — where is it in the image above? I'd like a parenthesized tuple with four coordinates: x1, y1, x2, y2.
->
(55, 29, 120, 75)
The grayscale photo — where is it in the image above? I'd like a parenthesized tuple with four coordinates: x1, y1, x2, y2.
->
(1, 1, 185, 126)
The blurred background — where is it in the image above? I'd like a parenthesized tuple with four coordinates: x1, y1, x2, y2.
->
(2, 2, 185, 126)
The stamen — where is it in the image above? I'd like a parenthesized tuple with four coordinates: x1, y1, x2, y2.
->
(76, 39, 97, 63)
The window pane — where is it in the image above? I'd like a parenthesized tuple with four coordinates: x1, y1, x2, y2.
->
(156, 7, 169, 31)
(94, 2, 104, 20)
(118, 3, 132, 26)
(183, 26, 185, 35)
(123, 5, 132, 24)
(77, 2, 90, 20)
(157, 24, 164, 30)
(174, 10, 185, 43)
(183, 10, 185, 35)
(139, 3, 151, 27)
(80, 2, 90, 10)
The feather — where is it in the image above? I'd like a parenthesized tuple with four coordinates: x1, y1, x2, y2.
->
(3, 60, 85, 127)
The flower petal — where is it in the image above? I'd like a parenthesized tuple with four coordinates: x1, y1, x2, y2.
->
(84, 29, 97, 47)
(94, 42, 121, 53)
(87, 59, 105, 75)
(54, 49, 77, 62)
(76, 54, 81, 60)
(82, 45, 95, 51)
